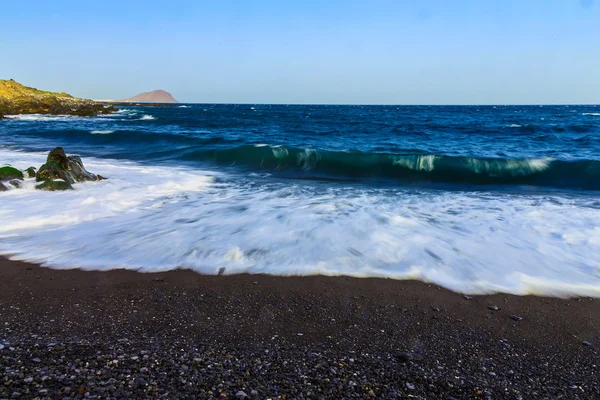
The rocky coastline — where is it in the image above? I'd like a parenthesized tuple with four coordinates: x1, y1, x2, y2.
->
(0, 79, 115, 119)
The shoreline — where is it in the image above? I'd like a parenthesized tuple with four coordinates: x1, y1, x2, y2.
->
(1, 256, 598, 399)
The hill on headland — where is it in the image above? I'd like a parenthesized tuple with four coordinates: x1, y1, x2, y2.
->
(119, 90, 179, 103)
(0, 79, 114, 118)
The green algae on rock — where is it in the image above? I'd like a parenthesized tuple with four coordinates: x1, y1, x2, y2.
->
(0, 165, 24, 180)
(35, 180, 73, 191)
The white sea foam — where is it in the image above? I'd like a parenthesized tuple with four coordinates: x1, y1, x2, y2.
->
(1, 148, 600, 297)
(178, 105, 190, 108)
(582, 113, 600, 116)
(4, 114, 80, 121)
(90, 130, 115, 135)
(507, 124, 522, 128)
(139, 115, 156, 120)
(465, 157, 552, 176)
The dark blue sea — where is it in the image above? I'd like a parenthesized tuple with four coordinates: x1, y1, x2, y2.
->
(1, 104, 600, 295)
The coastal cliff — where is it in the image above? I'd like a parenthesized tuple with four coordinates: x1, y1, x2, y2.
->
(0, 79, 115, 118)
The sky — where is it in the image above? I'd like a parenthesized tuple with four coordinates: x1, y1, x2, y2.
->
(1, 0, 599, 104)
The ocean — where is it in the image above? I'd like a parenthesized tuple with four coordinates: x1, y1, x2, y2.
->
(1, 104, 599, 296)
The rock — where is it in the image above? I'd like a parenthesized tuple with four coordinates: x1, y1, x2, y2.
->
(36, 147, 103, 185)
(32, 357, 41, 363)
(406, 383, 415, 390)
(0, 182, 8, 191)
(25, 166, 36, 178)
(8, 179, 21, 188)
(136, 377, 147, 387)
(510, 315, 523, 321)
(0, 343, 4, 350)
(236, 390, 248, 399)
(0, 165, 24, 180)
(488, 305, 499, 311)
(36, 180, 73, 191)
(463, 295, 472, 300)
(582, 341, 592, 346)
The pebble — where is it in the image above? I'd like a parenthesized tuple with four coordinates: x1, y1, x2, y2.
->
(582, 341, 592, 346)
(463, 295, 472, 300)
(236, 390, 248, 399)
(488, 305, 499, 311)
(0, 344, 4, 350)
(32, 357, 41, 363)
(406, 383, 415, 390)
(510, 315, 523, 321)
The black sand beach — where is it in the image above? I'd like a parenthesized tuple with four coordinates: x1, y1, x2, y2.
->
(0, 257, 598, 399)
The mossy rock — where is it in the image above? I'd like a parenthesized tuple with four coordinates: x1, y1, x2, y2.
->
(0, 165, 24, 180)
(37, 147, 101, 183)
(37, 161, 74, 184)
(36, 180, 73, 191)
(25, 166, 36, 178)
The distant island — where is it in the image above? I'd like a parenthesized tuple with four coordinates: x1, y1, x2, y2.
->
(0, 79, 115, 119)
(119, 90, 179, 103)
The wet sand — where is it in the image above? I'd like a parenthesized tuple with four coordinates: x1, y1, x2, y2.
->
(0, 256, 598, 399)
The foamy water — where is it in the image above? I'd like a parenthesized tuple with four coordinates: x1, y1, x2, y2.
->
(2, 148, 600, 297)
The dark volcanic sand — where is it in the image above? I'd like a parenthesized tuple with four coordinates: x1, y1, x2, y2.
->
(0, 257, 598, 399)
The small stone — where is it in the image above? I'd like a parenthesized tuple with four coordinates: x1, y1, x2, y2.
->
(510, 315, 523, 321)
(0, 344, 4, 350)
(432, 307, 440, 312)
(406, 383, 415, 390)
(236, 390, 248, 399)
(488, 305, 499, 311)
(463, 295, 472, 300)
(297, 333, 304, 336)
(32, 357, 41, 363)
(582, 341, 592, 346)
(24, 377, 34, 383)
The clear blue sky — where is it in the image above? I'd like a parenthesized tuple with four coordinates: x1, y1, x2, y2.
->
(1, 0, 599, 104)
